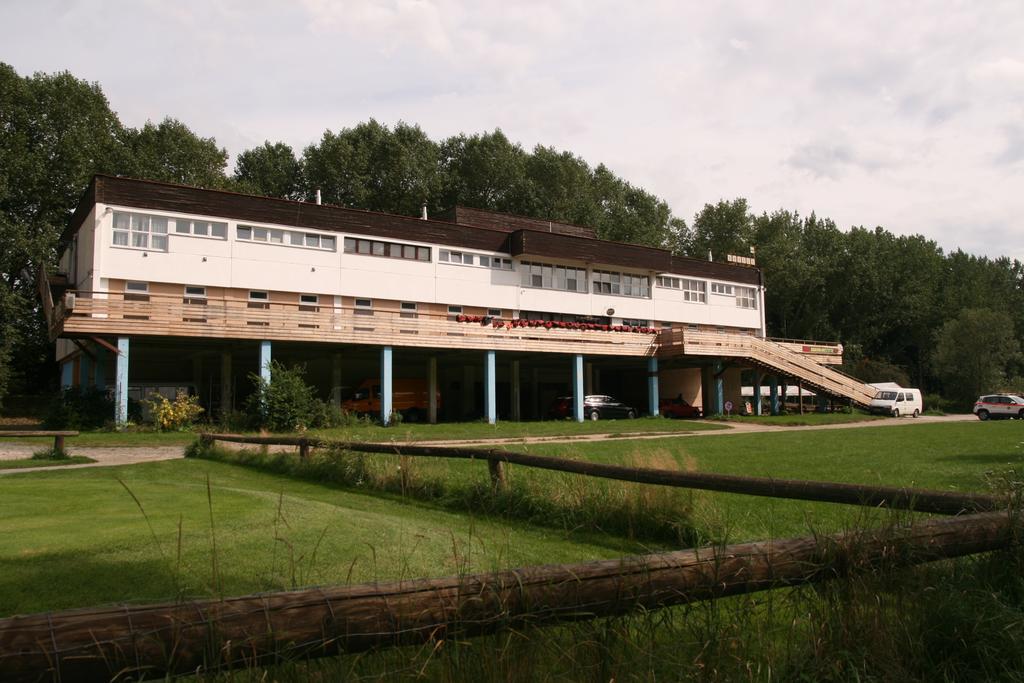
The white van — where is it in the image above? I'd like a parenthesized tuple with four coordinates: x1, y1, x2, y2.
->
(869, 388, 923, 418)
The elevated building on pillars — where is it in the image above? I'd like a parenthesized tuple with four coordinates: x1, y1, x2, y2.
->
(43, 175, 875, 425)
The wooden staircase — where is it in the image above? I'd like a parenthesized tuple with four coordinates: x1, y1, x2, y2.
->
(657, 330, 877, 407)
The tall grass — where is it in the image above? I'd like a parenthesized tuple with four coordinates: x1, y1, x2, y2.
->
(188, 441, 716, 548)
(184, 546, 1024, 682)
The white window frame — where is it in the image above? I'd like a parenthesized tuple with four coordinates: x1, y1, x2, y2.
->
(682, 278, 707, 303)
(400, 301, 419, 319)
(354, 298, 374, 316)
(112, 211, 169, 252)
(344, 236, 430, 261)
(176, 219, 227, 239)
(487, 308, 502, 317)
(183, 285, 207, 305)
(656, 276, 680, 289)
(736, 286, 758, 309)
(521, 261, 586, 293)
(711, 282, 734, 296)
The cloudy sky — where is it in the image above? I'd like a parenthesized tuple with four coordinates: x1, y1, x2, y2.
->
(3, 1, 1023, 260)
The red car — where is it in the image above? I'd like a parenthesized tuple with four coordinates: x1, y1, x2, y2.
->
(659, 397, 702, 419)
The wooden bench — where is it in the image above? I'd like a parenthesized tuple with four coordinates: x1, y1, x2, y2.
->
(0, 431, 79, 452)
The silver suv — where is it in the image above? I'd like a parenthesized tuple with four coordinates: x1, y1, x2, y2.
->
(973, 394, 1024, 420)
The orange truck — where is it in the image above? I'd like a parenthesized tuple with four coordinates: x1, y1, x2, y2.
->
(341, 378, 440, 422)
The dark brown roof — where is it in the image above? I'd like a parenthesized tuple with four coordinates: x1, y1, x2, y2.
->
(448, 206, 597, 239)
(66, 175, 761, 285)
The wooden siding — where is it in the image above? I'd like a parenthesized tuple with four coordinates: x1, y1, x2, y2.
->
(450, 206, 597, 239)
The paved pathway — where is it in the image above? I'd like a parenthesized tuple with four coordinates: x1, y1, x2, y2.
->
(0, 414, 977, 475)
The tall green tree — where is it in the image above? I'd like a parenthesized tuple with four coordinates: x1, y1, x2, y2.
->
(933, 308, 1021, 403)
(122, 117, 228, 187)
(302, 120, 442, 216)
(438, 129, 531, 213)
(686, 199, 754, 261)
(0, 64, 125, 404)
(233, 141, 305, 200)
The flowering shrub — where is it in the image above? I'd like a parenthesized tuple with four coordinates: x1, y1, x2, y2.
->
(145, 391, 204, 431)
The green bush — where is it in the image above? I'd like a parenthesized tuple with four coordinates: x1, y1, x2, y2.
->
(43, 387, 115, 429)
(244, 361, 329, 432)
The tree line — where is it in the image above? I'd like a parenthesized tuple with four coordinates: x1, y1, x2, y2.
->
(0, 63, 1020, 408)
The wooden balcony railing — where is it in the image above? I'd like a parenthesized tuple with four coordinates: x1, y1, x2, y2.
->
(55, 291, 658, 357)
(768, 337, 844, 364)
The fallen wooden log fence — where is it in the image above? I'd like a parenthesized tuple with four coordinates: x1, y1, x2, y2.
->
(0, 430, 78, 452)
(0, 510, 1017, 682)
(199, 433, 1000, 515)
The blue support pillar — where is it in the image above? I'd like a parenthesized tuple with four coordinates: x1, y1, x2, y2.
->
(259, 340, 272, 385)
(115, 337, 130, 427)
(484, 350, 497, 425)
(753, 372, 763, 416)
(713, 361, 725, 415)
(647, 357, 660, 417)
(769, 376, 780, 416)
(572, 354, 584, 422)
(380, 346, 393, 425)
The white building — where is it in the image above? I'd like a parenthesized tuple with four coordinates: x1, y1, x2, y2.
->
(45, 175, 868, 424)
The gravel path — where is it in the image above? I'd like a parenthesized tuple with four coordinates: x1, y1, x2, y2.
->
(0, 414, 977, 475)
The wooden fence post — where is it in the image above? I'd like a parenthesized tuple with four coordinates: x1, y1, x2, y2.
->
(488, 458, 506, 492)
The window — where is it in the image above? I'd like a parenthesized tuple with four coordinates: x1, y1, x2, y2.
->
(622, 273, 649, 297)
(248, 290, 269, 310)
(354, 298, 373, 316)
(400, 301, 418, 319)
(657, 276, 680, 289)
(682, 279, 707, 303)
(520, 261, 586, 292)
(592, 270, 650, 298)
(238, 225, 285, 244)
(176, 219, 227, 239)
(183, 285, 207, 305)
(284, 231, 336, 251)
(124, 281, 149, 302)
(487, 308, 502, 317)
(299, 294, 319, 312)
(711, 283, 734, 296)
(440, 250, 514, 270)
(622, 318, 649, 327)
(736, 286, 757, 309)
(345, 237, 430, 261)
(112, 212, 168, 251)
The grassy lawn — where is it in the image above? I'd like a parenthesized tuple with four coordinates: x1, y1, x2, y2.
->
(520, 420, 1022, 542)
(191, 421, 1022, 550)
(0, 459, 645, 618)
(710, 410, 885, 426)
(0, 455, 95, 470)
(4, 420, 1024, 679)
